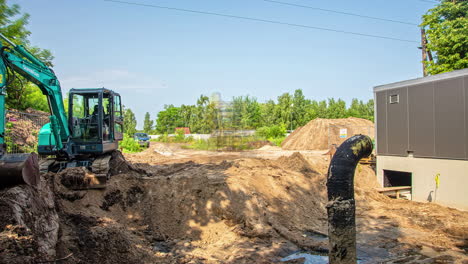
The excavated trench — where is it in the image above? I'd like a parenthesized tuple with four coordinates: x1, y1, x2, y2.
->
(52, 153, 332, 263)
(1, 150, 467, 263)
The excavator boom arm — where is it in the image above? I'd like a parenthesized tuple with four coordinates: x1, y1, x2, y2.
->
(0, 33, 69, 151)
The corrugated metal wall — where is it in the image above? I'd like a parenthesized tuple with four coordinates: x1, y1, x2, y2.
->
(375, 74, 467, 160)
(466, 76, 468, 159)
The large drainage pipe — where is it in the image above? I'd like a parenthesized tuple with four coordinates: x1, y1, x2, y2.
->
(326, 135, 373, 264)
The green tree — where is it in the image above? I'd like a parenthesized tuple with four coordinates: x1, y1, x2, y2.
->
(191, 95, 217, 134)
(306, 100, 327, 120)
(155, 105, 183, 134)
(123, 108, 137, 135)
(143, 112, 153, 134)
(363, 99, 374, 122)
(275, 92, 293, 130)
(260, 100, 277, 127)
(231, 96, 261, 129)
(1, 0, 54, 110)
(16, 83, 49, 112)
(421, 0, 468, 74)
(292, 89, 311, 127)
(326, 98, 347, 119)
(179, 104, 196, 129)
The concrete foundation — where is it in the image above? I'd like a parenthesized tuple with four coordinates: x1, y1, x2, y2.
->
(376, 155, 468, 211)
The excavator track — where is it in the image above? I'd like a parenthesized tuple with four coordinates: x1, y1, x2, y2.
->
(91, 154, 112, 175)
(38, 155, 113, 190)
(86, 154, 112, 189)
(39, 159, 55, 173)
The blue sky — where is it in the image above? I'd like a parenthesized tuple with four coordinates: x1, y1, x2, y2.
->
(10, 0, 435, 128)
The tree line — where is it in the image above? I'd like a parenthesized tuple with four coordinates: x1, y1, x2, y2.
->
(129, 89, 374, 135)
(1, 0, 54, 112)
(1, 0, 465, 123)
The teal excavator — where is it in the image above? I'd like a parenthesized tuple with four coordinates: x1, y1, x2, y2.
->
(0, 33, 124, 189)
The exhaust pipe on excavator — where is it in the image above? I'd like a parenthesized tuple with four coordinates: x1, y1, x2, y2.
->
(326, 135, 373, 264)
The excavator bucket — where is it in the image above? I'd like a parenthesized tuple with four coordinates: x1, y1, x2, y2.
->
(0, 153, 40, 189)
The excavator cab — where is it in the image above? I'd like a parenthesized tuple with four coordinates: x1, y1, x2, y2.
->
(36, 88, 124, 189)
(37, 88, 123, 156)
(68, 88, 123, 155)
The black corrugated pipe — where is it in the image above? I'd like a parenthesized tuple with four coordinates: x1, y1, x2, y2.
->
(326, 135, 373, 264)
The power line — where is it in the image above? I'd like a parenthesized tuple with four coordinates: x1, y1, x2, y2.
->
(262, 0, 419, 26)
(104, 0, 419, 43)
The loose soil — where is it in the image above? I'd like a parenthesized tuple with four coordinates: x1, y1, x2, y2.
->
(5, 108, 49, 151)
(282, 117, 374, 150)
(0, 142, 466, 263)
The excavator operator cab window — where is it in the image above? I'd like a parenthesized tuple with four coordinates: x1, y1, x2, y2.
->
(70, 93, 103, 142)
(113, 94, 123, 141)
(69, 89, 123, 144)
(102, 94, 113, 141)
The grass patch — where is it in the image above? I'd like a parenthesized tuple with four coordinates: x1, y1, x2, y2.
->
(152, 130, 194, 143)
(184, 136, 264, 151)
(268, 136, 286, 147)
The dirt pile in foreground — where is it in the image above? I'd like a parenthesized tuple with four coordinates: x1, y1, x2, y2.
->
(52, 153, 332, 263)
(0, 173, 58, 263)
(1, 148, 467, 263)
(282, 117, 374, 150)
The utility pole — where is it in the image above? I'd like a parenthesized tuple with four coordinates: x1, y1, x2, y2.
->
(421, 28, 428, 77)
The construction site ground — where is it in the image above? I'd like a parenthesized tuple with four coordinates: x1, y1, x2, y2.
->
(1, 142, 467, 263)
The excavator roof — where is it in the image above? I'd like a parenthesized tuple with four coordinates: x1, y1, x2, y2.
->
(69, 88, 119, 96)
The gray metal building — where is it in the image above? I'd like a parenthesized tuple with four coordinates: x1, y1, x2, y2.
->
(374, 68, 468, 210)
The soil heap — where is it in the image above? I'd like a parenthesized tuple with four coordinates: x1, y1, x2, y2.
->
(1, 147, 467, 263)
(282, 117, 374, 150)
(5, 108, 49, 152)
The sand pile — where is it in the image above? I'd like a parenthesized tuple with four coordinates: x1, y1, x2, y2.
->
(50, 154, 332, 263)
(1, 147, 467, 263)
(53, 152, 468, 263)
(258, 145, 282, 151)
(246, 140, 272, 149)
(282, 117, 374, 150)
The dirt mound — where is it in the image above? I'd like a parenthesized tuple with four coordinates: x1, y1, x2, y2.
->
(2, 145, 467, 263)
(5, 109, 49, 152)
(0, 173, 59, 263)
(247, 140, 272, 149)
(108, 150, 145, 175)
(47, 154, 332, 263)
(282, 117, 374, 150)
(50, 148, 468, 263)
(277, 152, 320, 175)
(258, 145, 282, 151)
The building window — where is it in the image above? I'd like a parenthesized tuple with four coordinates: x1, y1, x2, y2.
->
(389, 94, 399, 104)
(384, 170, 411, 187)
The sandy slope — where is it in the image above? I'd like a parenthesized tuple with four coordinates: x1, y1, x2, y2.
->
(0, 143, 466, 263)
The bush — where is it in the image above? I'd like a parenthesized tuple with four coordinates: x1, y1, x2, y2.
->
(268, 136, 286, 147)
(184, 138, 219, 151)
(154, 130, 193, 143)
(256, 125, 286, 139)
(120, 134, 142, 153)
(157, 133, 170, 143)
(174, 128, 186, 142)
